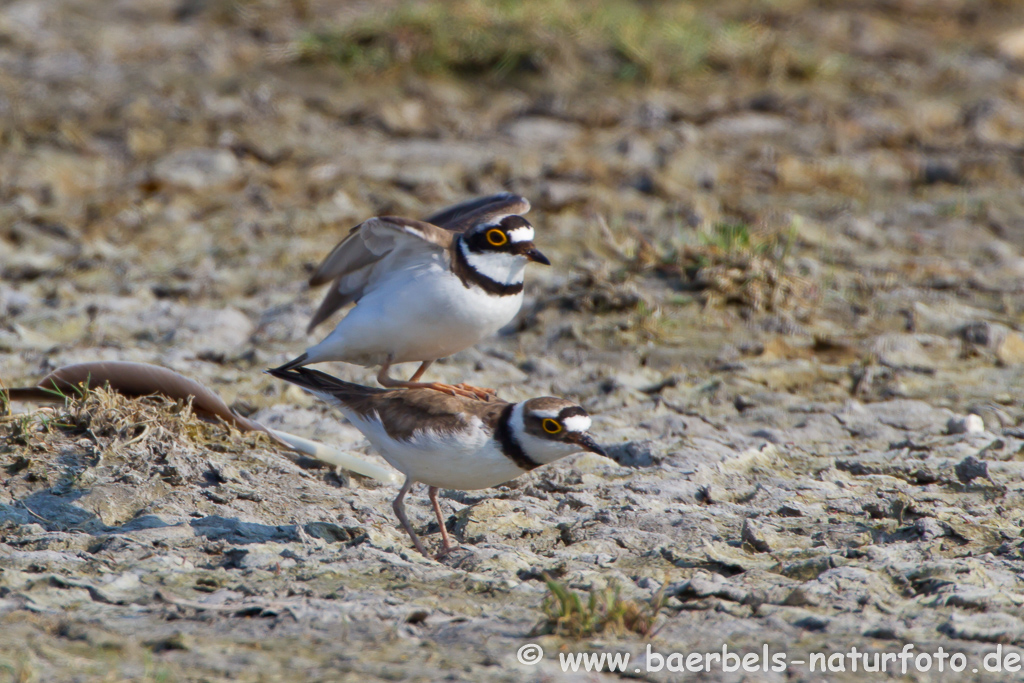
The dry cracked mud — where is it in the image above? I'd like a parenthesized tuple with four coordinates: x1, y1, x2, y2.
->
(4, 1, 1024, 681)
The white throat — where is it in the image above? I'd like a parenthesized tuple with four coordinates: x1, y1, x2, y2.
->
(460, 240, 527, 286)
(508, 402, 581, 465)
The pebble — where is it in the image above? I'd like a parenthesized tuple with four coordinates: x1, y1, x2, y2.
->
(996, 27, 1024, 63)
(947, 414, 985, 435)
(153, 148, 242, 190)
(504, 117, 583, 145)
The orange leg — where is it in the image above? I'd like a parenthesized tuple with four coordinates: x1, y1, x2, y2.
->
(428, 485, 454, 556)
(392, 476, 430, 558)
(376, 360, 497, 401)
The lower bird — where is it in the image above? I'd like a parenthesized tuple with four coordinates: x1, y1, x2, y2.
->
(267, 366, 605, 558)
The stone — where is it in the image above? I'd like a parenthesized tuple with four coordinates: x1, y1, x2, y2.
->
(996, 331, 1024, 366)
(153, 148, 242, 190)
(955, 455, 990, 484)
(995, 27, 1024, 63)
(946, 414, 985, 436)
(378, 99, 429, 136)
(504, 117, 582, 145)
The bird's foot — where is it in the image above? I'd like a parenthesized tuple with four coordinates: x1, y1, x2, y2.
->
(433, 542, 459, 561)
(415, 382, 495, 401)
(451, 383, 498, 401)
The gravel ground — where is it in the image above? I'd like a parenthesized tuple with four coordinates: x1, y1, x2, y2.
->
(5, 1, 1024, 681)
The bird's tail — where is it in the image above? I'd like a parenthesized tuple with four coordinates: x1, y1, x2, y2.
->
(269, 352, 310, 373)
(265, 365, 387, 400)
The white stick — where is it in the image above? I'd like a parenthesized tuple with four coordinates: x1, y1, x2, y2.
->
(267, 428, 400, 484)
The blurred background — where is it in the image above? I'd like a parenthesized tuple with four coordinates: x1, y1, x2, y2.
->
(3, 0, 1024, 407)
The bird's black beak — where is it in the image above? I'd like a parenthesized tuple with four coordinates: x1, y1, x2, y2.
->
(523, 245, 550, 265)
(575, 433, 606, 457)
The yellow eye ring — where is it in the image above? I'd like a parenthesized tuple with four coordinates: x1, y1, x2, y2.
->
(542, 418, 562, 434)
(486, 228, 507, 247)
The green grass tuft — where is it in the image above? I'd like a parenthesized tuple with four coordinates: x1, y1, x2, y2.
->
(532, 574, 664, 639)
(292, 0, 735, 86)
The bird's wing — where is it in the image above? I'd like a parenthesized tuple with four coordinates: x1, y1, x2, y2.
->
(375, 388, 510, 441)
(424, 192, 530, 233)
(306, 217, 453, 332)
(305, 194, 531, 333)
(269, 367, 508, 440)
(309, 217, 452, 287)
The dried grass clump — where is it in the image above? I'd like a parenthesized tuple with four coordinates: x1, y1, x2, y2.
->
(1, 384, 261, 485)
(3, 362, 400, 483)
(632, 222, 814, 314)
(686, 249, 808, 313)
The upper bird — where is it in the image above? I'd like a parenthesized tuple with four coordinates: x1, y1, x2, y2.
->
(275, 193, 548, 400)
(267, 366, 605, 558)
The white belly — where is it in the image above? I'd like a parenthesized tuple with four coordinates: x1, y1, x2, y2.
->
(308, 259, 523, 366)
(344, 410, 525, 490)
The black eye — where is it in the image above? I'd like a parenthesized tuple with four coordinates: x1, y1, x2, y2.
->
(486, 229, 507, 247)
(542, 418, 561, 434)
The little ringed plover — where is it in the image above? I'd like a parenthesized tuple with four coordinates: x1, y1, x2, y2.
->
(267, 366, 604, 558)
(275, 193, 547, 400)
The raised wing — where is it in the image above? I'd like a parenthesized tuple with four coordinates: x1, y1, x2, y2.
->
(309, 217, 452, 287)
(424, 192, 530, 233)
(306, 217, 453, 332)
(306, 194, 531, 333)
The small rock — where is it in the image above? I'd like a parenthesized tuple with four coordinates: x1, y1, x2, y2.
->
(996, 331, 1024, 366)
(378, 99, 429, 136)
(996, 27, 1024, 63)
(733, 395, 756, 412)
(940, 611, 1024, 643)
(970, 99, 1024, 148)
(518, 357, 561, 378)
(919, 159, 960, 185)
(538, 181, 588, 210)
(793, 615, 830, 632)
(741, 518, 775, 553)
(617, 136, 658, 168)
(840, 216, 884, 247)
(955, 455, 990, 484)
(454, 499, 546, 545)
(604, 441, 657, 468)
(225, 543, 292, 570)
(946, 414, 985, 435)
(145, 631, 193, 653)
(504, 117, 582, 145)
(183, 306, 254, 354)
(914, 517, 948, 542)
(782, 587, 820, 607)
(405, 609, 429, 624)
(153, 148, 242, 190)
(777, 503, 806, 518)
(959, 321, 1007, 348)
(706, 113, 792, 139)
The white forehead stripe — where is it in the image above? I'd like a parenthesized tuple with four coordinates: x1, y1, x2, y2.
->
(507, 226, 534, 243)
(532, 409, 560, 418)
(563, 415, 592, 433)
